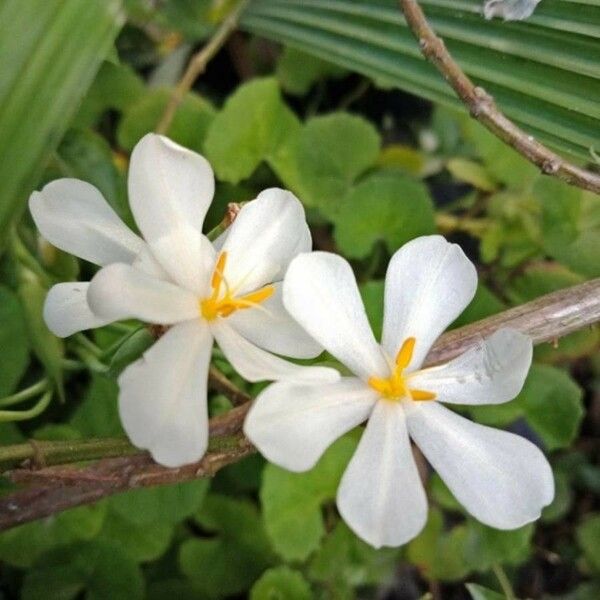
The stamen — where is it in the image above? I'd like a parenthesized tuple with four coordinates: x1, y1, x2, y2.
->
(239, 286, 274, 306)
(211, 252, 228, 290)
(368, 337, 435, 402)
(410, 389, 437, 401)
(395, 336, 416, 370)
(368, 376, 392, 397)
(200, 255, 274, 322)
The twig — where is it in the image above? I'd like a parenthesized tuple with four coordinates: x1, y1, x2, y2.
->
(0, 278, 598, 529)
(398, 0, 600, 195)
(425, 277, 600, 366)
(0, 436, 254, 530)
(155, 2, 246, 134)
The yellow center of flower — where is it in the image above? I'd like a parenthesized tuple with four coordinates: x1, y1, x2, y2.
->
(368, 337, 436, 402)
(200, 251, 274, 321)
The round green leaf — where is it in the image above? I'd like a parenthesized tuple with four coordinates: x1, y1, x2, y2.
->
(334, 172, 435, 258)
(250, 567, 312, 600)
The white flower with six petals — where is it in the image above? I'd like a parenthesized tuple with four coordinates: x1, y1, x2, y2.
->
(244, 235, 554, 548)
(30, 133, 338, 467)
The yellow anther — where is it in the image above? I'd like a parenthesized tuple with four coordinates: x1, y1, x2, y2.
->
(368, 337, 436, 402)
(410, 389, 437, 401)
(200, 252, 274, 321)
(211, 251, 227, 289)
(395, 336, 416, 369)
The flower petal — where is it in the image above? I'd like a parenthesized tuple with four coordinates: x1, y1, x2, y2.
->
(87, 263, 198, 324)
(337, 401, 428, 548)
(227, 283, 323, 359)
(128, 134, 215, 293)
(119, 320, 212, 467)
(220, 188, 312, 294)
(29, 179, 143, 266)
(405, 401, 554, 529)
(409, 329, 532, 405)
(131, 245, 171, 281)
(283, 252, 388, 380)
(128, 133, 213, 238)
(211, 321, 339, 383)
(44, 282, 113, 337)
(244, 377, 377, 471)
(382, 235, 477, 370)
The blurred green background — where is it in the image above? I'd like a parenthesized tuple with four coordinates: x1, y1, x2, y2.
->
(0, 0, 599, 598)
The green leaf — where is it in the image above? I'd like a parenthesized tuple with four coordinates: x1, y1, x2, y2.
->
(97, 511, 173, 563)
(466, 583, 506, 600)
(429, 473, 462, 513)
(461, 120, 539, 188)
(276, 46, 345, 95)
(74, 60, 145, 127)
(146, 580, 201, 600)
(480, 191, 541, 268)
(22, 541, 144, 600)
(180, 494, 276, 598)
(158, 0, 213, 41)
(250, 567, 312, 600)
(407, 508, 470, 581)
(516, 364, 584, 450)
(470, 363, 584, 450)
(0, 0, 123, 243)
(463, 520, 533, 571)
(542, 468, 573, 523)
(293, 113, 380, 212)
(204, 77, 300, 183)
(118, 88, 216, 154)
(56, 128, 130, 223)
(18, 269, 64, 399)
(0, 285, 29, 396)
(447, 157, 498, 192)
(309, 521, 399, 591)
(241, 0, 600, 159)
(334, 172, 435, 258)
(576, 514, 600, 573)
(110, 479, 209, 526)
(0, 504, 107, 568)
(71, 375, 123, 437)
(261, 432, 358, 561)
(536, 178, 600, 279)
(106, 328, 155, 378)
(360, 280, 384, 340)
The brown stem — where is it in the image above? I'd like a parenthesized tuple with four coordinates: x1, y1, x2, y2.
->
(0, 436, 254, 530)
(155, 2, 246, 134)
(426, 277, 600, 366)
(399, 0, 600, 195)
(1, 278, 599, 530)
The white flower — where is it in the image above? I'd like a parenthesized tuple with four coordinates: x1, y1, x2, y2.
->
(29, 133, 338, 467)
(244, 235, 554, 548)
(483, 0, 541, 21)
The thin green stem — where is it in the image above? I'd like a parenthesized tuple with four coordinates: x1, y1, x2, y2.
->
(73, 346, 108, 374)
(10, 230, 51, 286)
(0, 391, 53, 423)
(0, 379, 49, 408)
(74, 334, 103, 358)
(492, 564, 516, 600)
(98, 328, 144, 360)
